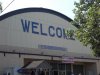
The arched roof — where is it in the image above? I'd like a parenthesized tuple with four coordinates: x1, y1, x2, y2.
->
(0, 8, 73, 22)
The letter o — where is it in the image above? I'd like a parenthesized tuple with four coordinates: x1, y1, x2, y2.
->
(56, 27, 62, 38)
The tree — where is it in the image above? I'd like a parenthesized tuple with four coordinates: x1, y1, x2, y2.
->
(73, 0, 100, 56)
(0, 2, 2, 12)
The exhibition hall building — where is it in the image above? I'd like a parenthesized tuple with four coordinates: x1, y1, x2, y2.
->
(0, 8, 100, 75)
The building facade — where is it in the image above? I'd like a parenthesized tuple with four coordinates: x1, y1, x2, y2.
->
(0, 8, 100, 75)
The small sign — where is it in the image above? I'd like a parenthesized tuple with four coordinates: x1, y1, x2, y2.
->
(62, 57, 74, 63)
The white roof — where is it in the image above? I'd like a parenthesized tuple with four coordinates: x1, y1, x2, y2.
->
(26, 60, 52, 69)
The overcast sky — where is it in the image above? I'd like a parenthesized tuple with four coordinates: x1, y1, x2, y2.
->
(0, 0, 78, 19)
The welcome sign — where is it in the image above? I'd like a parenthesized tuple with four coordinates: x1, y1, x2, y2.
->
(21, 19, 75, 39)
(0, 8, 79, 53)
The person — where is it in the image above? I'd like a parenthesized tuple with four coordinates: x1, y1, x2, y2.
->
(8, 73, 10, 75)
(31, 70, 35, 75)
(40, 71, 45, 75)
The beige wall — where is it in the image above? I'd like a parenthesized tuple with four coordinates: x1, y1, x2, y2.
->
(0, 53, 52, 74)
(85, 63, 97, 75)
(0, 54, 23, 74)
(97, 59, 100, 75)
(0, 12, 92, 55)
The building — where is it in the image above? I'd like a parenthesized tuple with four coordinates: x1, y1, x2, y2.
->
(0, 8, 100, 75)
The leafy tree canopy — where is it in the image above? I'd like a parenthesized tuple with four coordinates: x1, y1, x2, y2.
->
(0, 2, 2, 12)
(73, 0, 100, 56)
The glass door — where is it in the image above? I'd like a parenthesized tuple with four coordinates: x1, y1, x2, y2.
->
(73, 64, 84, 75)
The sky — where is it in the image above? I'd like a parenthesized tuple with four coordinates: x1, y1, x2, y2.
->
(0, 0, 78, 19)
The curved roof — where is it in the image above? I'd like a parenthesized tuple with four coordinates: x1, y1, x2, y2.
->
(0, 7, 73, 22)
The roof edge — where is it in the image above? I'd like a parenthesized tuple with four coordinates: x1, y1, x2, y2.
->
(0, 8, 80, 28)
(0, 7, 73, 22)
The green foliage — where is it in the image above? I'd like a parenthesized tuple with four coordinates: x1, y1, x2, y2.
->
(0, 2, 2, 12)
(73, 0, 100, 56)
(65, 29, 75, 40)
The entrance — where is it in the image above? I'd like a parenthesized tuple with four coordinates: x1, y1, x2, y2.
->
(36, 69, 50, 75)
(22, 59, 85, 75)
(73, 64, 84, 75)
(21, 59, 52, 75)
(50, 62, 71, 75)
(52, 70, 66, 75)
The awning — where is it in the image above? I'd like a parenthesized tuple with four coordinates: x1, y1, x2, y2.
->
(25, 60, 52, 69)
(18, 60, 52, 74)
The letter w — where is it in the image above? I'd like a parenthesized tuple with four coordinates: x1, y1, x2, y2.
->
(21, 19, 30, 32)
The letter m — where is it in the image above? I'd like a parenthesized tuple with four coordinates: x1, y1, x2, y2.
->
(21, 19, 30, 32)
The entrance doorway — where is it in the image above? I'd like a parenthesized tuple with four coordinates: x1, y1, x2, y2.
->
(37, 69, 50, 75)
(73, 64, 84, 75)
(24, 60, 52, 75)
(50, 62, 71, 75)
(23, 59, 85, 75)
